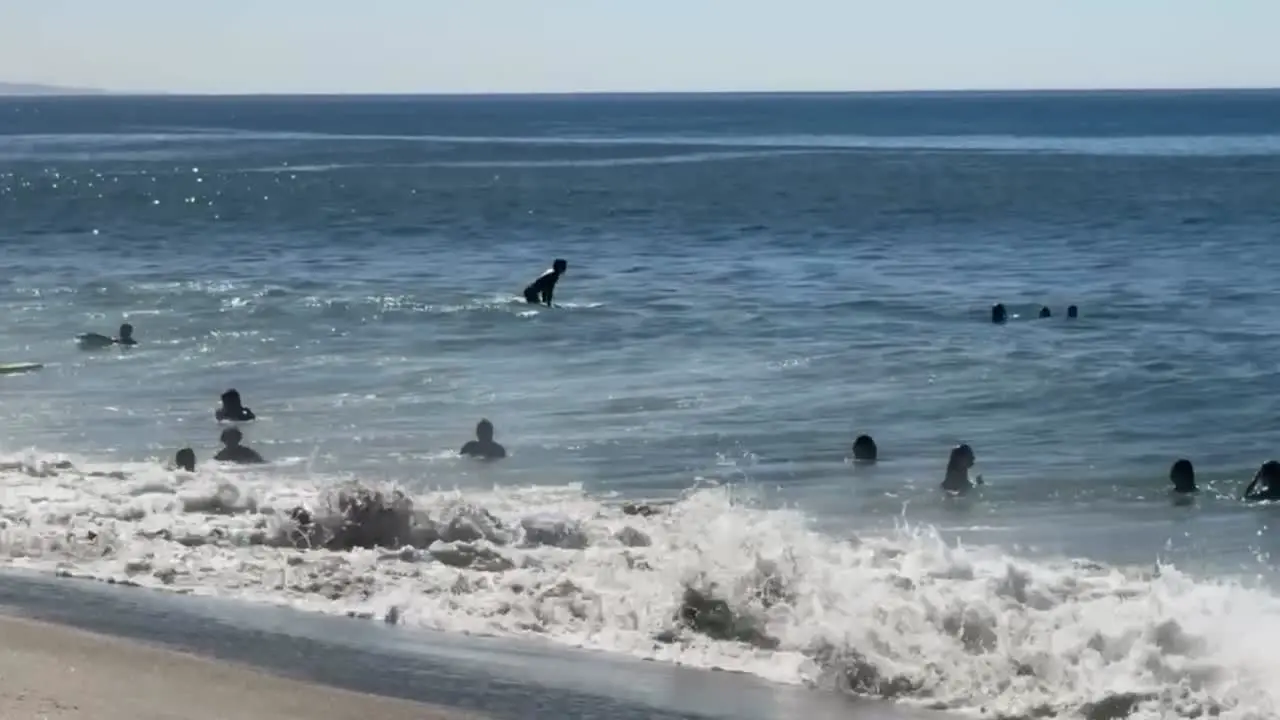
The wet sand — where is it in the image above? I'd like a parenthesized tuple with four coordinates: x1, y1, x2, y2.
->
(0, 614, 476, 720)
(0, 570, 930, 720)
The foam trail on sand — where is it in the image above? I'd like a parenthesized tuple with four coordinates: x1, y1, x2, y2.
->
(1, 451, 1277, 719)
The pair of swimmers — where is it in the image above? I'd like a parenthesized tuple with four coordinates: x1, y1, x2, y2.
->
(991, 304, 1079, 323)
(850, 434, 982, 493)
(171, 426, 265, 471)
(174, 418, 504, 470)
(167, 389, 261, 470)
(1169, 458, 1280, 501)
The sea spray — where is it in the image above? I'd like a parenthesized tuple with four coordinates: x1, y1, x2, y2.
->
(1, 452, 1278, 719)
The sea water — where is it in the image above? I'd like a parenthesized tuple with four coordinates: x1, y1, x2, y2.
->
(3, 92, 1280, 718)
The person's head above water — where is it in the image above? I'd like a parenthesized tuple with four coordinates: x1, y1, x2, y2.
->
(220, 427, 244, 447)
(1257, 460, 1280, 485)
(118, 323, 135, 343)
(216, 388, 256, 422)
(942, 443, 979, 492)
(949, 443, 976, 470)
(214, 427, 265, 464)
(851, 434, 877, 462)
(1038, 306, 1051, 319)
(1067, 305, 1079, 319)
(476, 418, 495, 442)
(175, 447, 196, 472)
(553, 258, 567, 274)
(1169, 458, 1196, 493)
(991, 304, 1007, 324)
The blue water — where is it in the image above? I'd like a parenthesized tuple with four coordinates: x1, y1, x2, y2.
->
(4, 91, 1280, 717)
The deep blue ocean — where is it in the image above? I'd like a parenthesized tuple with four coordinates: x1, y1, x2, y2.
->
(3, 92, 1280, 718)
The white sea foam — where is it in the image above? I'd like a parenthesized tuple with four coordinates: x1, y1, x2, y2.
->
(1, 451, 1277, 720)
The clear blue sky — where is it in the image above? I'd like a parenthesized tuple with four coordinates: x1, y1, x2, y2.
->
(5, 1, 1280, 94)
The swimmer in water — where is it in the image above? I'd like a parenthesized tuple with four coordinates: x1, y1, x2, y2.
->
(213, 427, 265, 465)
(1242, 461, 1280, 502)
(851, 434, 878, 463)
(77, 323, 137, 349)
(991, 304, 1007, 324)
(523, 258, 567, 306)
(1169, 458, 1196, 494)
(460, 418, 506, 460)
(942, 443, 983, 493)
(173, 448, 196, 472)
(215, 389, 257, 422)
(1038, 306, 1051, 319)
(1067, 305, 1079, 319)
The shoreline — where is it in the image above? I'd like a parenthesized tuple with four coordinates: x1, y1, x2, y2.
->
(0, 613, 473, 720)
(0, 569, 921, 720)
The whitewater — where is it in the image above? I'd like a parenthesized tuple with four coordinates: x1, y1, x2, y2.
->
(0, 452, 1275, 719)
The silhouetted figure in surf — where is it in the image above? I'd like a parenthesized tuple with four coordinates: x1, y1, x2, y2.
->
(523, 259, 567, 306)
(460, 418, 506, 460)
(214, 427, 265, 465)
(991, 304, 1007, 324)
(216, 389, 256, 422)
(1169, 458, 1196, 494)
(1067, 305, 1079, 319)
(851, 434, 878, 463)
(942, 443, 983, 493)
(1242, 461, 1280, 502)
(174, 447, 196, 472)
(78, 322, 137, 349)
(1038, 306, 1052, 319)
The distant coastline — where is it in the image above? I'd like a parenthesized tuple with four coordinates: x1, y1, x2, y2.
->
(0, 82, 107, 96)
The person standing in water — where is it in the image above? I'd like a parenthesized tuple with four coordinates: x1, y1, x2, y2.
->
(523, 259, 567, 306)
(851, 434, 878, 463)
(1169, 459, 1197, 494)
(942, 443, 983, 493)
(173, 448, 196, 472)
(214, 427, 265, 464)
(460, 419, 506, 460)
(1243, 461, 1280, 502)
(216, 389, 257, 422)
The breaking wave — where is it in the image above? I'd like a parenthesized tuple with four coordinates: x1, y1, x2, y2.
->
(1, 451, 1277, 719)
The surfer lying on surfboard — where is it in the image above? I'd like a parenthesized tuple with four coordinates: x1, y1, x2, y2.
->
(77, 323, 137, 349)
(522, 258, 567, 306)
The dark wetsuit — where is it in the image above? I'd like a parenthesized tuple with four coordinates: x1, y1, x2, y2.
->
(214, 445, 266, 464)
(460, 440, 506, 460)
(217, 406, 256, 422)
(1243, 462, 1280, 502)
(523, 269, 561, 306)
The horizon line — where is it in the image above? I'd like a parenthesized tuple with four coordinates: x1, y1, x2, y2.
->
(5, 85, 1280, 99)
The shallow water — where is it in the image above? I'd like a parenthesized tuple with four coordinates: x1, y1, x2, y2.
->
(3, 92, 1280, 718)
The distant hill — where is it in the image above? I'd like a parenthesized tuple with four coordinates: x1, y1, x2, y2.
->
(0, 82, 106, 96)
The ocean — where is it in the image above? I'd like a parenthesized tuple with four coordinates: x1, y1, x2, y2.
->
(2, 90, 1280, 719)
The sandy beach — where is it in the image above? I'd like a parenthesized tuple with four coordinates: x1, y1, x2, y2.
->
(0, 614, 478, 720)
